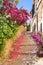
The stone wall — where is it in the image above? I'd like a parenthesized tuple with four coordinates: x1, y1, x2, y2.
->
(3, 25, 26, 58)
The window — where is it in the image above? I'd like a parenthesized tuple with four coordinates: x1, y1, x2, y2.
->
(38, 0, 39, 1)
(32, 4, 35, 17)
(40, 23, 42, 31)
(33, 24, 36, 32)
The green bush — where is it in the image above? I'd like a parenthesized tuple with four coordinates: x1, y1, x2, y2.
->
(0, 16, 19, 54)
(0, 39, 5, 54)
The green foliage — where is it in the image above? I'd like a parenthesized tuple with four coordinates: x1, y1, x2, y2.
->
(0, 39, 5, 54)
(0, 0, 2, 3)
(10, 0, 20, 5)
(2, 23, 13, 38)
(0, 16, 19, 53)
(0, 0, 20, 5)
(0, 16, 19, 38)
(14, 0, 20, 5)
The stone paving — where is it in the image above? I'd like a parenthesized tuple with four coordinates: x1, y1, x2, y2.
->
(0, 32, 39, 65)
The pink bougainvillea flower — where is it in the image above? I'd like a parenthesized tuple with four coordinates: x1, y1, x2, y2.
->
(9, 32, 25, 59)
(1, 0, 30, 25)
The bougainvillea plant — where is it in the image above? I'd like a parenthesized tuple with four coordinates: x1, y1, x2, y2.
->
(0, 0, 30, 55)
(1, 0, 30, 25)
(30, 32, 43, 48)
(0, 16, 19, 54)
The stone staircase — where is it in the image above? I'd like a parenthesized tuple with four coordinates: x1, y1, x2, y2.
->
(0, 32, 39, 65)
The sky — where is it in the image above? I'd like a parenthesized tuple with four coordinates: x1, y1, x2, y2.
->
(17, 0, 32, 12)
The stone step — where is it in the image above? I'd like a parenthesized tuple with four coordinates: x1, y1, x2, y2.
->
(1, 32, 38, 65)
(12, 44, 37, 54)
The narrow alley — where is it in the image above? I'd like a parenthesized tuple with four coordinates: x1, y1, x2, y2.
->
(0, 32, 39, 65)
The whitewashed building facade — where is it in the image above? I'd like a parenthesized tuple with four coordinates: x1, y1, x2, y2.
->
(30, 0, 43, 32)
